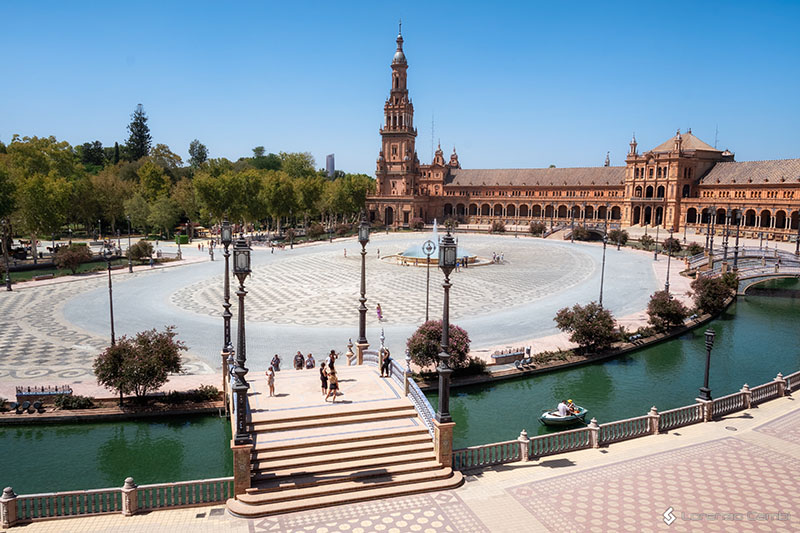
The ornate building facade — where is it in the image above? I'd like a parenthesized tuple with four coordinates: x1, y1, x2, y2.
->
(367, 32, 800, 241)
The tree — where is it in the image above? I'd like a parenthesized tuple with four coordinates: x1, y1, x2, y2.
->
(147, 195, 179, 237)
(138, 160, 170, 200)
(252, 147, 281, 171)
(647, 290, 689, 332)
(406, 320, 471, 370)
(15, 174, 72, 263)
(78, 140, 106, 170)
(529, 221, 546, 236)
(640, 234, 654, 250)
(113, 142, 120, 164)
(261, 170, 297, 231)
(127, 239, 154, 262)
(124, 192, 150, 233)
(279, 151, 315, 179)
(662, 237, 681, 255)
(194, 169, 241, 221)
(188, 139, 208, 167)
(91, 167, 132, 231)
(490, 220, 506, 233)
(172, 178, 200, 238)
(54, 244, 92, 274)
(554, 301, 617, 352)
(608, 229, 628, 249)
(148, 144, 183, 178)
(93, 326, 186, 403)
(0, 165, 15, 221)
(124, 104, 152, 161)
(690, 275, 735, 315)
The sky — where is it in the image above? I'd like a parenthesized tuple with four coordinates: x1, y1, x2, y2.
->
(2, 1, 799, 174)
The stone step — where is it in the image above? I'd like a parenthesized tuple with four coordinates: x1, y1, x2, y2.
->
(249, 407, 418, 433)
(245, 459, 445, 495)
(253, 425, 429, 453)
(252, 451, 436, 482)
(252, 442, 433, 471)
(252, 431, 432, 462)
(239, 467, 456, 506)
(249, 399, 411, 425)
(227, 471, 464, 518)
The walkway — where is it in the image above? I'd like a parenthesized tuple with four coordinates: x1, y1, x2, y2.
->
(14, 393, 800, 532)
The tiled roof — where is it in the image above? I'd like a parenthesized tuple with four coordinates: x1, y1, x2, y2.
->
(446, 167, 626, 187)
(700, 159, 800, 185)
(651, 132, 719, 153)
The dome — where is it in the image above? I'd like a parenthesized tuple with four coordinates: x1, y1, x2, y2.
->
(392, 49, 406, 65)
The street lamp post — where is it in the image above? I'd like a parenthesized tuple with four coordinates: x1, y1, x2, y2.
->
(665, 228, 674, 292)
(436, 229, 458, 424)
(698, 328, 716, 401)
(176, 231, 182, 260)
(549, 204, 554, 233)
(722, 209, 731, 263)
(116, 229, 121, 252)
(102, 246, 116, 346)
(705, 207, 712, 251)
(231, 235, 252, 446)
(654, 225, 660, 260)
(599, 233, 608, 308)
(126, 216, 133, 273)
(423, 240, 435, 322)
(570, 204, 575, 243)
(733, 209, 741, 271)
(221, 219, 234, 355)
(795, 215, 800, 256)
(2, 219, 11, 291)
(356, 212, 370, 364)
(709, 207, 716, 253)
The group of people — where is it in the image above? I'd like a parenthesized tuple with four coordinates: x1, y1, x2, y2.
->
(265, 350, 341, 401)
(556, 399, 578, 417)
(491, 252, 505, 264)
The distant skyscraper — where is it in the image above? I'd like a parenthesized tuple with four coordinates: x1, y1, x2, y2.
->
(326, 154, 335, 178)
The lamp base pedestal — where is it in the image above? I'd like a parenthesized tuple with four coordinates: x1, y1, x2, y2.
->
(433, 419, 456, 468)
(356, 342, 369, 365)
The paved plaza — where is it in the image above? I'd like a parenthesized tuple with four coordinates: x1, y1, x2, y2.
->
(11, 388, 799, 532)
(1, 233, 664, 388)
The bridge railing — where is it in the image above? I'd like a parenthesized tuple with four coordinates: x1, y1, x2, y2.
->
(450, 371, 793, 472)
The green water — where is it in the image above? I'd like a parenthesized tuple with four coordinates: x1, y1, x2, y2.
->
(0, 415, 232, 495)
(428, 283, 800, 448)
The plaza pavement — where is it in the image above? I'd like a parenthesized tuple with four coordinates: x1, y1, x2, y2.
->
(10, 381, 800, 532)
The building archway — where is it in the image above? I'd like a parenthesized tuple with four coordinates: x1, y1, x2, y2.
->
(716, 208, 727, 225)
(682, 184, 690, 198)
(544, 205, 553, 218)
(655, 206, 663, 226)
(444, 203, 453, 216)
(493, 203, 503, 217)
(792, 211, 799, 231)
(633, 206, 641, 225)
(557, 205, 568, 218)
(775, 210, 787, 229)
(520, 205, 530, 218)
(481, 204, 490, 216)
(634, 186, 643, 198)
(585, 205, 594, 219)
(469, 204, 478, 216)
(384, 206, 394, 226)
(657, 185, 665, 198)
(456, 204, 466, 216)
(507, 204, 517, 217)
(643, 206, 652, 225)
(645, 186, 654, 198)
(611, 206, 621, 220)
(686, 208, 697, 224)
(744, 209, 756, 227)
(570, 205, 581, 218)
(760, 209, 771, 228)
(597, 205, 607, 220)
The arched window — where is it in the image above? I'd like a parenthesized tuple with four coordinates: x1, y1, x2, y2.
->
(634, 186, 643, 197)
(760, 210, 771, 228)
(657, 186, 665, 198)
(645, 186, 654, 198)
(686, 208, 697, 224)
(682, 184, 690, 198)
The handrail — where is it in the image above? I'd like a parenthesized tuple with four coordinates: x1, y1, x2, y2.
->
(407, 374, 436, 436)
(452, 440, 520, 470)
(529, 426, 591, 458)
(750, 381, 781, 405)
(598, 414, 651, 445)
(16, 487, 122, 521)
(659, 404, 703, 432)
(785, 370, 800, 392)
(137, 477, 234, 511)
(711, 391, 746, 417)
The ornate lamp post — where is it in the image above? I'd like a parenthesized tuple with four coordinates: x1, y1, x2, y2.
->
(176, 231, 182, 260)
(665, 228, 674, 293)
(722, 208, 731, 263)
(709, 206, 716, 254)
(795, 214, 800, 256)
(698, 328, 716, 401)
(570, 204, 575, 243)
(231, 235, 252, 445)
(733, 209, 742, 271)
(549, 203, 554, 233)
(126, 216, 133, 273)
(423, 239, 435, 322)
(705, 207, 712, 251)
(599, 233, 608, 308)
(654, 225, 660, 260)
(221, 219, 234, 355)
(2, 219, 11, 291)
(436, 229, 458, 424)
(356, 212, 370, 364)
(102, 246, 116, 346)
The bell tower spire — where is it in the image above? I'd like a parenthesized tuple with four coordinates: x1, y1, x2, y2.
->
(376, 28, 418, 198)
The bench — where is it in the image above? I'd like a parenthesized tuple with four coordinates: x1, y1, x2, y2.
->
(32, 274, 55, 281)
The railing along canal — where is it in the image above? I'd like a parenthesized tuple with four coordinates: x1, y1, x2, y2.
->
(451, 371, 793, 471)
(1, 477, 234, 528)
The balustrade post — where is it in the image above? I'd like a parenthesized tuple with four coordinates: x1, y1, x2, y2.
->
(518, 429, 530, 461)
(588, 418, 600, 448)
(696, 399, 713, 422)
(741, 384, 751, 409)
(433, 419, 456, 468)
(775, 373, 787, 396)
(121, 477, 138, 517)
(232, 441, 254, 495)
(648, 406, 660, 435)
(1, 487, 18, 529)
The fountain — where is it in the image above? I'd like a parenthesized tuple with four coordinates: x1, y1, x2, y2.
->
(395, 220, 477, 266)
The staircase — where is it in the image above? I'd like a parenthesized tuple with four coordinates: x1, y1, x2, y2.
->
(226, 399, 463, 517)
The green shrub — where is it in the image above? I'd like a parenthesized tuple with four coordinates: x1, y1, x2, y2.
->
(410, 217, 425, 230)
(533, 349, 574, 364)
(54, 394, 94, 409)
(165, 385, 220, 404)
(490, 220, 506, 233)
(529, 222, 546, 236)
(335, 223, 351, 236)
(453, 357, 488, 377)
(444, 218, 459, 230)
(307, 223, 325, 239)
(55, 244, 93, 274)
(639, 234, 654, 249)
(608, 229, 629, 247)
(127, 239, 154, 262)
(687, 242, 704, 256)
(571, 227, 591, 241)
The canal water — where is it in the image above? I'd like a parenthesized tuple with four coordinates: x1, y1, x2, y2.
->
(0, 414, 232, 495)
(428, 281, 800, 448)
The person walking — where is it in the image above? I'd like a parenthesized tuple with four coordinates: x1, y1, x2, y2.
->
(271, 354, 281, 372)
(380, 349, 393, 378)
(266, 367, 275, 397)
(305, 353, 315, 369)
(325, 367, 339, 402)
(376, 303, 383, 321)
(293, 351, 305, 370)
(319, 362, 328, 396)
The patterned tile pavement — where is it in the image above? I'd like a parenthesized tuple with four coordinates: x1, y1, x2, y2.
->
(508, 437, 800, 532)
(753, 405, 800, 445)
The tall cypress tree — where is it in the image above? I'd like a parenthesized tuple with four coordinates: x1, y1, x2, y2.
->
(113, 142, 120, 164)
(124, 104, 152, 161)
